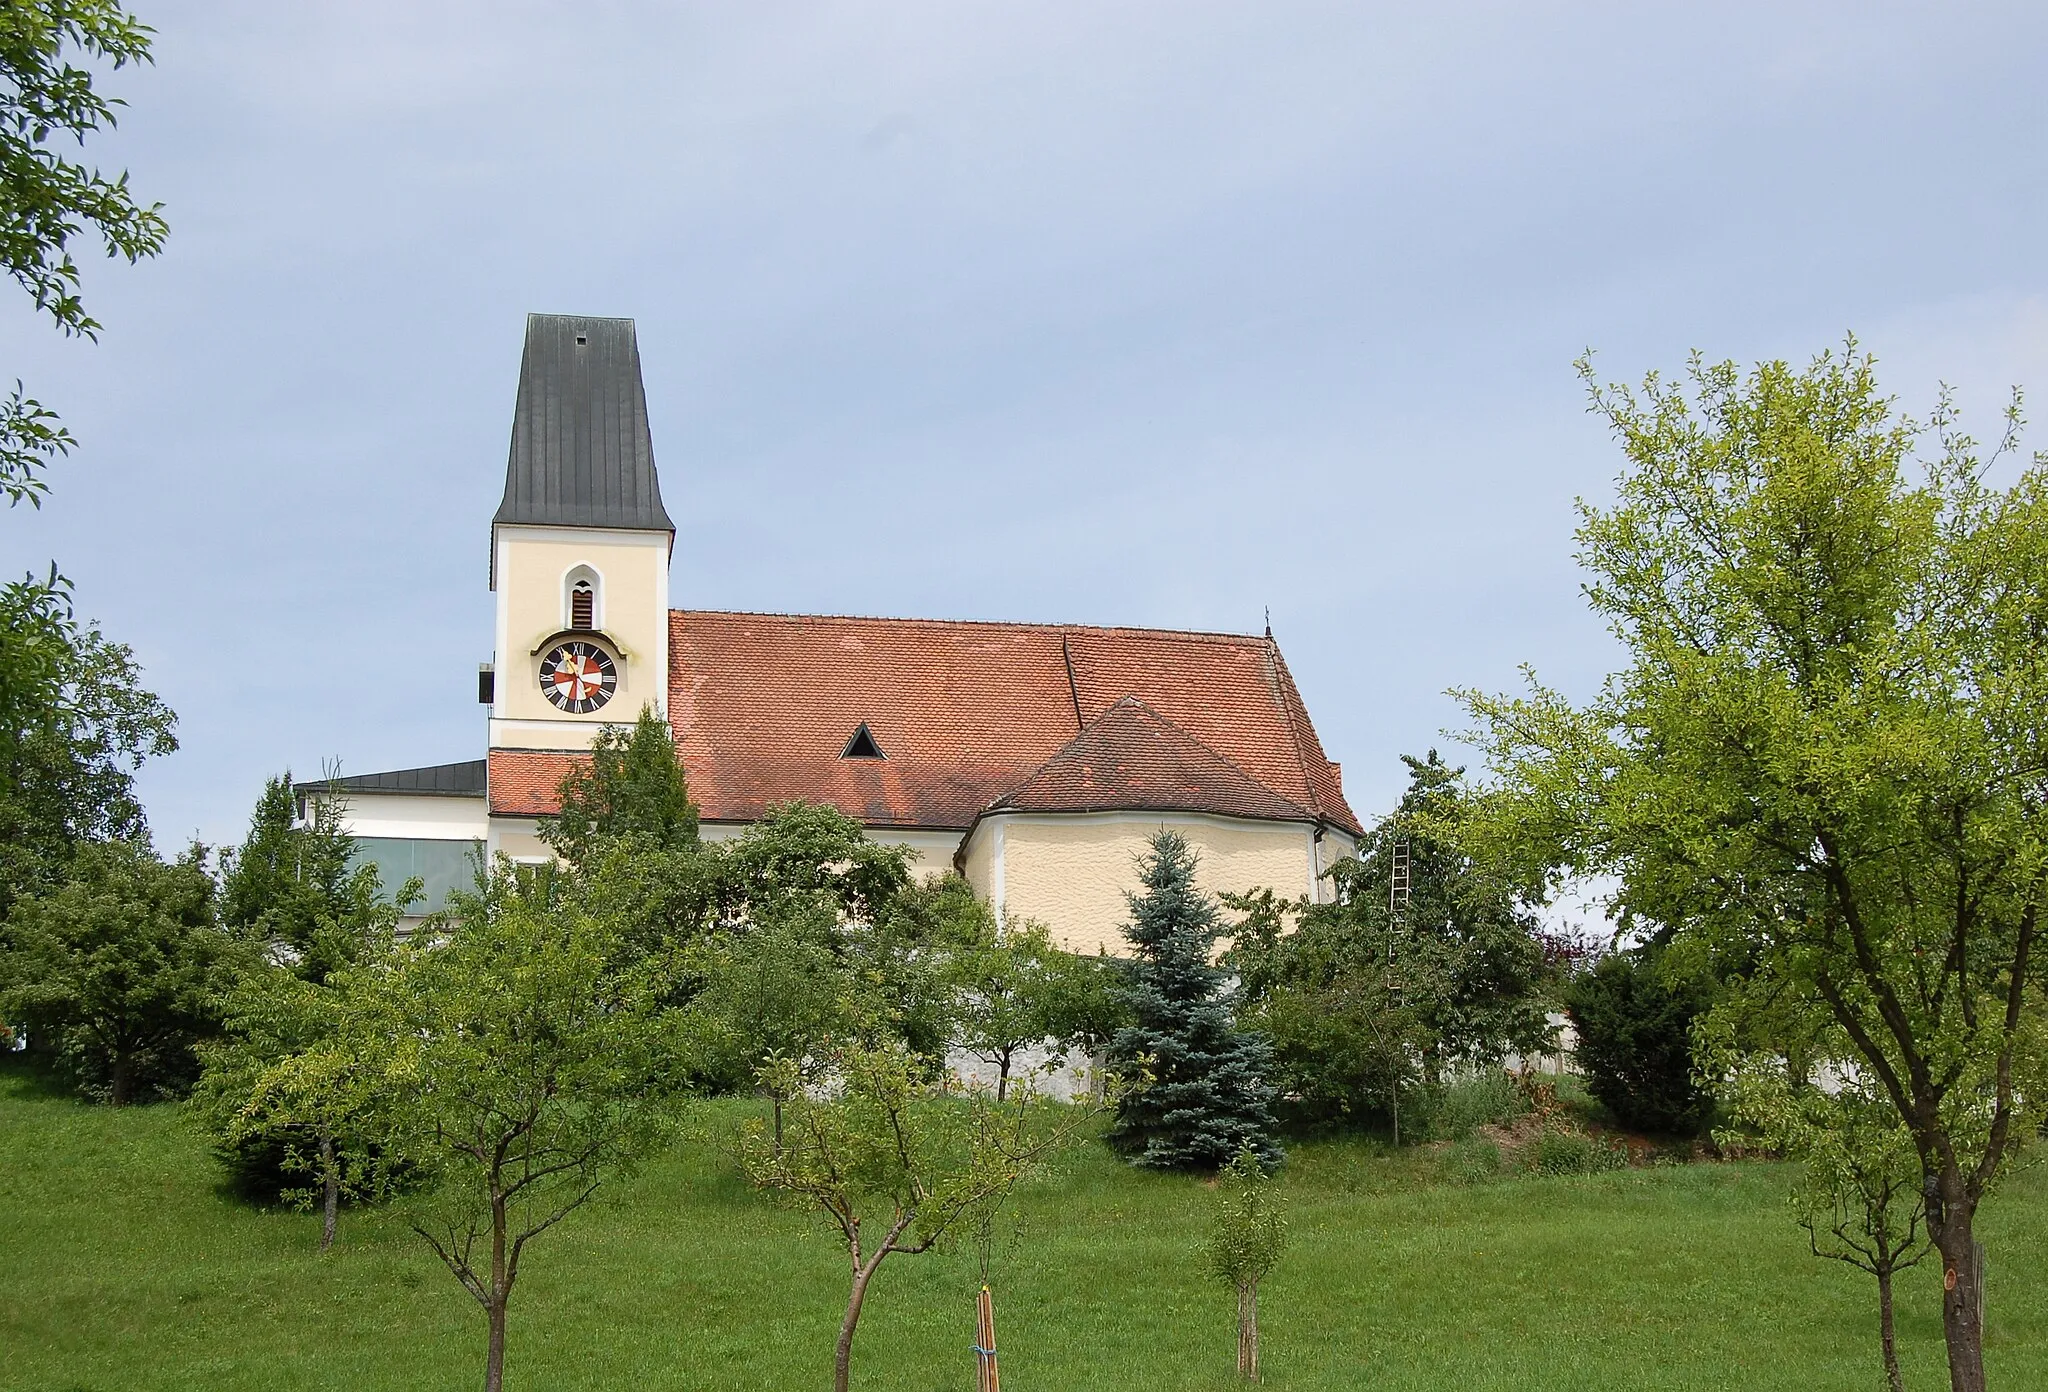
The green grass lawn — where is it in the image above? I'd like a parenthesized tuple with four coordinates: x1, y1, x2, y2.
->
(2, 1065, 2043, 1391)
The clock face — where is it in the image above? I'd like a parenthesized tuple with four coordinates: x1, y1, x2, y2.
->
(538, 641, 617, 713)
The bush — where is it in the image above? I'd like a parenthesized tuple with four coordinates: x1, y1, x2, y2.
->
(1412, 1070, 1527, 1141)
(1562, 946, 1714, 1136)
(1525, 1128, 1626, 1176)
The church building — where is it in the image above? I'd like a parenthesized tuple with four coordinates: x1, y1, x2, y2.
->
(300, 314, 1361, 953)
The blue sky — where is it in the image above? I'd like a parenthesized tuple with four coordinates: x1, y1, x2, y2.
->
(3, 1, 2045, 855)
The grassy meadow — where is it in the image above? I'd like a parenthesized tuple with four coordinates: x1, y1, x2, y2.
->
(3, 1065, 2045, 1391)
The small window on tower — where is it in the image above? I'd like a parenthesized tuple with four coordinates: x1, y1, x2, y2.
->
(570, 580, 595, 630)
(841, 724, 885, 759)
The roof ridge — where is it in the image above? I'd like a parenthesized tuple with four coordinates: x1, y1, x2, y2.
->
(673, 608, 1267, 645)
(1263, 634, 1324, 823)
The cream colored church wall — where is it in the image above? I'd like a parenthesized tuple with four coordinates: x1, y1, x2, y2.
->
(959, 820, 996, 902)
(1318, 827, 1359, 881)
(983, 812, 1323, 957)
(491, 526, 670, 747)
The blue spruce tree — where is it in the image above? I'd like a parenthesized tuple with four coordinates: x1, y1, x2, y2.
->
(1107, 831, 1281, 1170)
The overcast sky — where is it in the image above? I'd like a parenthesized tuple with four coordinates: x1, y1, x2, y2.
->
(3, 1, 2045, 856)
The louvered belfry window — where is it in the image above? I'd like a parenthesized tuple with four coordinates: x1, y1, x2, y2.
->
(571, 581, 595, 630)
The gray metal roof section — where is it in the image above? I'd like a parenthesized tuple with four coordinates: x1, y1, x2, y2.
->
(296, 759, 487, 798)
(493, 314, 674, 534)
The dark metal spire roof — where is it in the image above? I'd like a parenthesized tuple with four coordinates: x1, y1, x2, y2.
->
(492, 314, 674, 534)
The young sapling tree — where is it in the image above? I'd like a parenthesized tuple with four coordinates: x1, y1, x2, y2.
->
(1720, 1057, 1933, 1392)
(1205, 1146, 1289, 1381)
(742, 1037, 1098, 1392)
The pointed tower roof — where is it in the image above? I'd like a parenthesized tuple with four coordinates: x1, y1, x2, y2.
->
(493, 313, 673, 533)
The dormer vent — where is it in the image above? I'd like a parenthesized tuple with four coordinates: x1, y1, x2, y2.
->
(841, 724, 885, 760)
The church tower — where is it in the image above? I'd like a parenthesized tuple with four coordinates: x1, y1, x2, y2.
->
(486, 314, 673, 760)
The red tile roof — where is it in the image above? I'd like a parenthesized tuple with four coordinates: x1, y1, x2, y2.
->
(663, 611, 1360, 835)
(986, 696, 1314, 823)
(488, 748, 589, 817)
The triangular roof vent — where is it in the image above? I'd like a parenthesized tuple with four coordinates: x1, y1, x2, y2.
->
(840, 723, 885, 760)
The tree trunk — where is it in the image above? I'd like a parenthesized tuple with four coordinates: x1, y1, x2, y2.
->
(319, 1131, 339, 1253)
(997, 1052, 1011, 1104)
(485, 1299, 507, 1392)
(1237, 1281, 1260, 1380)
(1933, 1207, 1985, 1392)
(109, 1052, 132, 1106)
(1878, 1265, 1904, 1392)
(486, 1193, 511, 1392)
(835, 1256, 884, 1392)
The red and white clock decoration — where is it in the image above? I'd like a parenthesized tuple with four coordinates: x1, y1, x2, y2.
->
(538, 640, 617, 713)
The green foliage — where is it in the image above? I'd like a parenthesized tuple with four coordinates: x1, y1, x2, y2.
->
(276, 865, 690, 1390)
(0, 0, 165, 336)
(0, 573, 176, 915)
(1716, 1046, 1933, 1391)
(1108, 831, 1281, 1171)
(541, 705, 699, 868)
(1460, 344, 2048, 1381)
(1230, 753, 1553, 1134)
(197, 777, 415, 1212)
(1563, 945, 1715, 1136)
(0, 0, 167, 504)
(218, 772, 410, 980)
(0, 839, 241, 1102)
(1205, 1145, 1289, 1288)
(1408, 1069, 1529, 1143)
(945, 914, 1126, 1100)
(1205, 1143, 1289, 1379)
(192, 951, 402, 1220)
(1719, 1060, 1931, 1276)
(680, 913, 851, 1096)
(719, 800, 912, 927)
(1524, 1127, 1627, 1177)
(1438, 1137, 1505, 1184)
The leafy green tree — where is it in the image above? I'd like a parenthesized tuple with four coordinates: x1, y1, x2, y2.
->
(280, 866, 687, 1392)
(1231, 754, 1553, 1137)
(1460, 343, 2048, 1391)
(0, 839, 241, 1102)
(0, 0, 167, 503)
(1107, 831, 1280, 1171)
(218, 772, 404, 978)
(947, 914, 1119, 1101)
(541, 705, 698, 868)
(740, 1036, 1096, 1392)
(719, 801, 912, 928)
(198, 774, 418, 1234)
(682, 911, 852, 1142)
(195, 952, 396, 1249)
(1562, 943, 1714, 1135)
(1205, 1145, 1289, 1382)
(0, 5, 174, 906)
(1716, 1052, 1930, 1392)
(0, 575, 175, 915)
